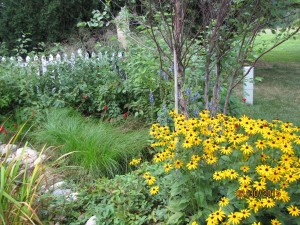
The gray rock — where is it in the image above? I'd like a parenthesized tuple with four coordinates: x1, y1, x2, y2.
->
(85, 216, 97, 225)
(66, 192, 79, 202)
(52, 188, 72, 196)
(0, 144, 18, 155)
(40, 181, 66, 194)
(15, 147, 38, 164)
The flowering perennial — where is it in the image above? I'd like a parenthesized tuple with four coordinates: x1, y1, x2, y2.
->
(135, 110, 300, 224)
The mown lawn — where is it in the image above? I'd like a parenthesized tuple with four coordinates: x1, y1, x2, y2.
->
(235, 30, 300, 125)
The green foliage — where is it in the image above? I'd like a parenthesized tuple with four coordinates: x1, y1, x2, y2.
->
(40, 163, 169, 225)
(0, 131, 44, 224)
(0, 0, 101, 54)
(33, 108, 149, 177)
(0, 60, 40, 117)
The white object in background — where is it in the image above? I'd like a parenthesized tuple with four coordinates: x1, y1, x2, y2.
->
(243, 66, 254, 105)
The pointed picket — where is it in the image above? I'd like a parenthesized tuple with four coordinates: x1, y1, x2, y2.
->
(77, 49, 83, 58)
(49, 54, 54, 62)
(26, 56, 31, 63)
(56, 53, 61, 63)
(84, 52, 89, 60)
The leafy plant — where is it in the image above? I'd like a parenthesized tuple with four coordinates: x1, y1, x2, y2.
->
(40, 162, 169, 225)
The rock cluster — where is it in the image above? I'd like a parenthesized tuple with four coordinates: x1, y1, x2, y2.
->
(0, 143, 46, 168)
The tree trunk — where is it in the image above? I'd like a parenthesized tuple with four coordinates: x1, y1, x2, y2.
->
(211, 56, 221, 116)
(173, 0, 188, 118)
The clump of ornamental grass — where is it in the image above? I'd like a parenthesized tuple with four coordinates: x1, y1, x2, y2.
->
(34, 108, 149, 178)
(132, 110, 300, 225)
(0, 125, 45, 225)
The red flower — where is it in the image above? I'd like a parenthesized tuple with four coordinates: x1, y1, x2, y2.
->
(123, 112, 129, 119)
(0, 126, 9, 135)
(103, 105, 108, 111)
(242, 98, 246, 103)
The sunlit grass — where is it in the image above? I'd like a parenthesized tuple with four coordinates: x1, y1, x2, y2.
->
(254, 31, 300, 62)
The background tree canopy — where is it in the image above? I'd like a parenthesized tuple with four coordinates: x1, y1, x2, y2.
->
(0, 0, 101, 52)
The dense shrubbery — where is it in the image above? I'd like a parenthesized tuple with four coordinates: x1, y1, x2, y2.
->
(0, 42, 209, 123)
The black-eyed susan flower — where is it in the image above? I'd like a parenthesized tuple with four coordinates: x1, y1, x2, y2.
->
(164, 163, 172, 173)
(287, 205, 300, 216)
(220, 146, 233, 155)
(240, 143, 254, 155)
(205, 213, 218, 225)
(218, 197, 229, 207)
(213, 208, 226, 222)
(240, 209, 251, 219)
(146, 176, 156, 185)
(142, 172, 150, 179)
(191, 154, 201, 162)
(129, 158, 141, 166)
(240, 165, 250, 172)
(149, 185, 159, 195)
(225, 169, 239, 180)
(271, 218, 281, 225)
(187, 161, 198, 170)
(213, 171, 223, 180)
(238, 175, 252, 185)
(174, 159, 183, 169)
(253, 180, 266, 191)
(227, 212, 242, 224)
(262, 197, 275, 208)
(276, 189, 290, 202)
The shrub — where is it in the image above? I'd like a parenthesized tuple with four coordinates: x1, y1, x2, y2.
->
(141, 110, 300, 224)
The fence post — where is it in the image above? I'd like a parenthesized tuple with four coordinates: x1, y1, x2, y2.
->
(243, 66, 254, 105)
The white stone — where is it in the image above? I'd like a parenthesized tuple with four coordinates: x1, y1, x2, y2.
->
(15, 147, 38, 164)
(52, 188, 72, 196)
(0, 144, 18, 155)
(41, 181, 66, 193)
(85, 216, 97, 225)
(66, 192, 79, 201)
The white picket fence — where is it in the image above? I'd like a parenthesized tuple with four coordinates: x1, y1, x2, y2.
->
(0, 49, 124, 75)
(0, 49, 254, 105)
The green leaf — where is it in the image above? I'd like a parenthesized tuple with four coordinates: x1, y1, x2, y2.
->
(220, 155, 232, 162)
(194, 191, 205, 206)
(255, 76, 263, 82)
(167, 198, 189, 213)
(77, 22, 87, 27)
(167, 212, 183, 224)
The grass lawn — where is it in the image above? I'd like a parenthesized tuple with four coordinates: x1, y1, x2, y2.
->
(254, 30, 300, 62)
(235, 30, 300, 125)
